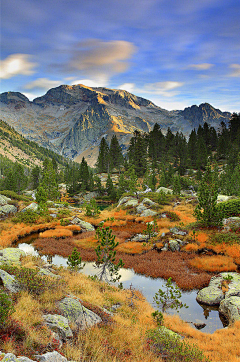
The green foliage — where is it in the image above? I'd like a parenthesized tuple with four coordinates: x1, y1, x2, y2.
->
(12, 209, 39, 224)
(165, 211, 180, 222)
(0, 190, 31, 202)
(194, 162, 222, 226)
(0, 266, 60, 296)
(84, 199, 100, 217)
(57, 209, 71, 218)
(67, 247, 85, 272)
(209, 232, 240, 245)
(95, 226, 124, 283)
(96, 137, 110, 173)
(147, 328, 210, 362)
(0, 291, 15, 326)
(143, 219, 158, 242)
(35, 185, 48, 207)
(216, 198, 240, 218)
(223, 274, 233, 282)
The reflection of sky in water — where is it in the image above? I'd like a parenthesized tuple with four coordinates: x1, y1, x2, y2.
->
(18, 243, 225, 334)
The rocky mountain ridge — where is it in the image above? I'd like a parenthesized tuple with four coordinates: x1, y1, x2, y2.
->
(0, 85, 231, 166)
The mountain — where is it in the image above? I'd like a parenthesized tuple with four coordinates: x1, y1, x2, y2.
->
(0, 85, 231, 166)
(0, 119, 67, 168)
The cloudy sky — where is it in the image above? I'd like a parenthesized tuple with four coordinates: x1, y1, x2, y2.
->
(1, 0, 239, 111)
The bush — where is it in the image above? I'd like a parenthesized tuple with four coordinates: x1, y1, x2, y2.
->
(0, 190, 31, 202)
(209, 232, 240, 245)
(216, 198, 240, 218)
(12, 209, 39, 224)
(165, 211, 180, 222)
(147, 328, 210, 362)
(0, 291, 15, 326)
(57, 209, 71, 218)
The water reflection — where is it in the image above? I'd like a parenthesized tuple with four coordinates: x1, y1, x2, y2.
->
(17, 242, 225, 334)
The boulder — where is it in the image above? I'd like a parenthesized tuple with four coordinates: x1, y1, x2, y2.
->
(223, 217, 240, 232)
(1, 353, 19, 362)
(43, 314, 73, 340)
(136, 203, 148, 214)
(21, 202, 38, 212)
(0, 269, 20, 293)
(131, 234, 150, 242)
(140, 209, 157, 217)
(124, 199, 138, 208)
(0, 248, 26, 265)
(156, 187, 173, 194)
(0, 204, 17, 216)
(18, 357, 36, 362)
(34, 351, 68, 362)
(83, 191, 99, 201)
(219, 296, 240, 325)
(196, 272, 240, 306)
(170, 227, 187, 236)
(169, 239, 180, 252)
(0, 194, 11, 205)
(57, 296, 102, 331)
(38, 268, 61, 279)
(117, 196, 137, 207)
(70, 217, 95, 231)
(217, 195, 232, 203)
(142, 198, 157, 207)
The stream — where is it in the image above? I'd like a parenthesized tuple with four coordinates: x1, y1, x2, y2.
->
(17, 238, 226, 334)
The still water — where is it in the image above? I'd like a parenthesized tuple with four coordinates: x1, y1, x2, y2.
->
(18, 241, 226, 334)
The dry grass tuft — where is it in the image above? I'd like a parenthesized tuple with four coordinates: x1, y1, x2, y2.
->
(188, 255, 237, 272)
(39, 228, 73, 239)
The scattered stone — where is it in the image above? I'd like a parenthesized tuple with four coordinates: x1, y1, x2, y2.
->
(0, 248, 26, 265)
(193, 322, 206, 330)
(57, 296, 102, 331)
(142, 198, 157, 207)
(131, 234, 151, 242)
(18, 357, 36, 362)
(219, 296, 240, 325)
(43, 314, 73, 340)
(117, 196, 136, 207)
(38, 268, 61, 279)
(21, 202, 38, 212)
(217, 195, 232, 203)
(124, 199, 138, 207)
(140, 209, 157, 217)
(71, 216, 95, 231)
(170, 227, 187, 236)
(168, 239, 180, 252)
(156, 187, 173, 194)
(0, 194, 12, 205)
(34, 351, 68, 362)
(136, 203, 147, 214)
(0, 269, 20, 293)
(0, 204, 17, 216)
(223, 217, 240, 232)
(1, 353, 19, 362)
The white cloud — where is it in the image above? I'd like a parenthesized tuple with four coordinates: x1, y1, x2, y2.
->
(188, 63, 214, 70)
(64, 39, 136, 78)
(0, 54, 37, 79)
(143, 81, 184, 97)
(24, 77, 62, 90)
(118, 83, 135, 93)
(71, 77, 108, 88)
(229, 64, 240, 77)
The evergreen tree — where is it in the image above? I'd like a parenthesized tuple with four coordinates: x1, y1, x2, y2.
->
(79, 157, 89, 191)
(30, 165, 41, 189)
(106, 174, 116, 199)
(148, 123, 165, 164)
(109, 135, 124, 171)
(96, 138, 110, 173)
(128, 130, 147, 177)
(229, 113, 240, 143)
(188, 129, 197, 168)
(117, 172, 127, 199)
(40, 160, 59, 200)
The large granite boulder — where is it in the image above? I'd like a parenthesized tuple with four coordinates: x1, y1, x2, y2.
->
(156, 187, 173, 194)
(34, 351, 68, 362)
(0, 248, 26, 265)
(136, 203, 148, 214)
(57, 296, 102, 331)
(142, 198, 157, 207)
(223, 217, 240, 232)
(117, 196, 137, 207)
(43, 314, 73, 340)
(219, 296, 240, 325)
(21, 202, 39, 212)
(140, 209, 157, 217)
(70, 216, 94, 231)
(124, 199, 138, 207)
(0, 269, 20, 293)
(0, 204, 17, 216)
(0, 194, 11, 205)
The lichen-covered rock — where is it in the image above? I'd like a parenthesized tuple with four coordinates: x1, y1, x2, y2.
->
(117, 196, 136, 207)
(0, 269, 20, 293)
(124, 199, 138, 207)
(18, 357, 36, 362)
(43, 314, 73, 340)
(38, 268, 61, 279)
(1, 353, 19, 362)
(0, 248, 26, 265)
(131, 234, 150, 242)
(158, 326, 181, 339)
(223, 217, 240, 231)
(57, 296, 102, 331)
(169, 239, 180, 252)
(217, 195, 232, 203)
(21, 202, 38, 212)
(170, 227, 187, 236)
(0, 204, 17, 216)
(140, 209, 157, 217)
(219, 296, 240, 325)
(196, 272, 240, 306)
(34, 351, 68, 362)
(136, 203, 147, 214)
(70, 216, 95, 231)
(156, 187, 173, 194)
(0, 194, 11, 205)
(142, 198, 157, 207)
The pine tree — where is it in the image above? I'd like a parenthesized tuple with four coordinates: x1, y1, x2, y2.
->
(148, 123, 165, 164)
(40, 160, 59, 200)
(128, 130, 147, 177)
(106, 174, 116, 199)
(31, 165, 41, 189)
(96, 138, 110, 173)
(109, 135, 124, 171)
(79, 157, 89, 191)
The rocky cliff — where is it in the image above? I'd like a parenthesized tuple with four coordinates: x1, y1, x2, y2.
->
(0, 85, 231, 166)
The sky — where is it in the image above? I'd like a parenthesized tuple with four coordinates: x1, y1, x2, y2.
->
(0, 0, 239, 112)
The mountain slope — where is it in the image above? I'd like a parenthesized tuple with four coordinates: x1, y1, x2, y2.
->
(0, 85, 232, 166)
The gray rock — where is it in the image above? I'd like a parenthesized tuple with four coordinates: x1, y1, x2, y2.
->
(217, 195, 232, 203)
(124, 199, 138, 207)
(170, 227, 187, 236)
(223, 217, 240, 231)
(169, 239, 180, 252)
(0, 204, 17, 216)
(83, 191, 99, 201)
(142, 198, 157, 207)
(70, 217, 95, 231)
(43, 314, 73, 340)
(0, 269, 20, 293)
(140, 209, 157, 217)
(21, 202, 38, 212)
(136, 203, 148, 214)
(0, 194, 12, 205)
(117, 196, 137, 207)
(156, 187, 173, 194)
(1, 353, 19, 362)
(57, 296, 102, 331)
(219, 296, 240, 324)
(18, 357, 36, 362)
(158, 326, 181, 339)
(161, 243, 169, 251)
(0, 248, 26, 265)
(34, 351, 67, 362)
(38, 268, 61, 279)
(131, 234, 150, 242)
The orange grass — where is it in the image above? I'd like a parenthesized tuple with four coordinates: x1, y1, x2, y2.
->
(39, 228, 73, 238)
(116, 241, 150, 254)
(164, 315, 240, 362)
(188, 255, 237, 272)
(183, 243, 201, 252)
(211, 243, 240, 265)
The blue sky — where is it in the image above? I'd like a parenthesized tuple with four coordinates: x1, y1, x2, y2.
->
(1, 0, 239, 112)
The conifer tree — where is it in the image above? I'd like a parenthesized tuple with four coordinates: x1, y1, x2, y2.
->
(128, 130, 147, 177)
(79, 157, 89, 191)
(96, 137, 110, 173)
(109, 135, 124, 171)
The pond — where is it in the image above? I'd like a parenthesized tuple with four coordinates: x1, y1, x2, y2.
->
(17, 239, 227, 334)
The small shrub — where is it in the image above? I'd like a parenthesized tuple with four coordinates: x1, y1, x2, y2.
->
(216, 198, 240, 218)
(209, 232, 240, 245)
(165, 211, 180, 222)
(67, 247, 85, 271)
(12, 209, 39, 224)
(0, 291, 15, 326)
(57, 209, 71, 218)
(0, 190, 31, 202)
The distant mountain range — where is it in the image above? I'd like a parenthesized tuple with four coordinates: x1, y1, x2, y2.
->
(0, 84, 231, 166)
